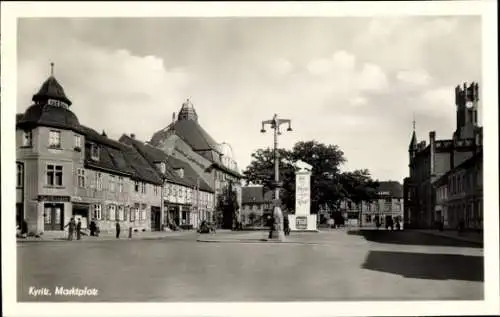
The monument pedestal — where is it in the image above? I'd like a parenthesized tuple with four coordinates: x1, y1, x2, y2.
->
(291, 161, 317, 232)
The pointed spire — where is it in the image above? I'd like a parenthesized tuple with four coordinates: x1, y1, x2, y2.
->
(101, 130, 107, 137)
(50, 62, 55, 77)
(409, 114, 417, 151)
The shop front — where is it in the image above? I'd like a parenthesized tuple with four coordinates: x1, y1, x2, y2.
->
(38, 195, 71, 231)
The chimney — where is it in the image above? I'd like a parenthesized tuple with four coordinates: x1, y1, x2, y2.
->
(429, 131, 436, 176)
(130, 133, 135, 139)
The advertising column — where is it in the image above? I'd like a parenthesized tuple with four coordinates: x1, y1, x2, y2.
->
(289, 160, 317, 231)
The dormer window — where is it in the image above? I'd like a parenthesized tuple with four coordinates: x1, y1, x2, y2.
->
(48, 130, 61, 148)
(90, 144, 100, 161)
(22, 130, 32, 147)
(155, 161, 166, 174)
(175, 168, 184, 178)
(47, 98, 69, 109)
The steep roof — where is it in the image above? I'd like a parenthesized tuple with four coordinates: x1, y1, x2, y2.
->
(121, 145, 163, 185)
(80, 125, 162, 185)
(17, 103, 81, 131)
(242, 186, 264, 204)
(242, 186, 274, 204)
(32, 75, 72, 106)
(377, 181, 403, 198)
(151, 119, 221, 153)
(167, 155, 214, 193)
(120, 134, 214, 192)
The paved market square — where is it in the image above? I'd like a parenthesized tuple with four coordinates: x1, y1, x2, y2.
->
(17, 229, 483, 302)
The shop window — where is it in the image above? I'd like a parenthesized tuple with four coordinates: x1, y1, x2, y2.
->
(93, 204, 102, 220)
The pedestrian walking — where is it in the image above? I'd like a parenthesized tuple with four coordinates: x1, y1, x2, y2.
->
(89, 219, 97, 236)
(76, 219, 82, 240)
(283, 216, 290, 236)
(267, 216, 274, 239)
(115, 221, 121, 239)
(64, 217, 76, 241)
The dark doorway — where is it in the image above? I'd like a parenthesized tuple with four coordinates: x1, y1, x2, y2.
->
(73, 204, 90, 229)
(151, 207, 161, 231)
(44, 203, 64, 231)
(16, 203, 24, 226)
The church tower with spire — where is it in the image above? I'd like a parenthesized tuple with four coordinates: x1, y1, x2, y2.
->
(408, 116, 418, 172)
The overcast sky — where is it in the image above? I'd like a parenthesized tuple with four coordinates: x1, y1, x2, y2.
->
(17, 16, 481, 182)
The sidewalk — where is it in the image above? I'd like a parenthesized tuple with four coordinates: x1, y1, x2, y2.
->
(16, 229, 197, 243)
(415, 229, 483, 245)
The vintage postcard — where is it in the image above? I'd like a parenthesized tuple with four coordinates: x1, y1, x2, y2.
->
(1, 1, 498, 317)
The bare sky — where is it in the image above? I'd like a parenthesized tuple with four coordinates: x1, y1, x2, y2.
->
(17, 16, 481, 182)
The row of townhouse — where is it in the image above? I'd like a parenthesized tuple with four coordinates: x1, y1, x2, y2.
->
(433, 150, 483, 230)
(240, 185, 274, 226)
(16, 70, 215, 234)
(338, 181, 404, 227)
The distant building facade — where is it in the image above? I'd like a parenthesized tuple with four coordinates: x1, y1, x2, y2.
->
(240, 185, 273, 226)
(339, 181, 404, 227)
(404, 82, 483, 229)
(433, 150, 483, 230)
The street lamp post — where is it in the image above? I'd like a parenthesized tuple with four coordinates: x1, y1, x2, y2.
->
(261, 113, 293, 240)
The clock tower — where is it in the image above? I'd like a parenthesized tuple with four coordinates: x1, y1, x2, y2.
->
(454, 82, 479, 140)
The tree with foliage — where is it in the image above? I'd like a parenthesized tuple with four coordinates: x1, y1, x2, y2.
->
(244, 140, 360, 214)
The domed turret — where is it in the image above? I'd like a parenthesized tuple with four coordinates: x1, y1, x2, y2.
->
(32, 63, 72, 106)
(178, 98, 198, 121)
(17, 63, 80, 131)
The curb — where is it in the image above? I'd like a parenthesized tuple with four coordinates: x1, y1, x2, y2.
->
(17, 234, 195, 243)
(196, 238, 321, 245)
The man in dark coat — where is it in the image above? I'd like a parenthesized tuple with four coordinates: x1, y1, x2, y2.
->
(115, 221, 121, 239)
(76, 219, 82, 240)
(268, 216, 275, 239)
(64, 217, 76, 241)
(89, 220, 97, 236)
(283, 216, 290, 236)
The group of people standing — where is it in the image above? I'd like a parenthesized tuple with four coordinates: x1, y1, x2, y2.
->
(64, 218, 112, 240)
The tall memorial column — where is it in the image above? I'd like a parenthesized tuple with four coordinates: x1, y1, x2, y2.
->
(289, 160, 317, 232)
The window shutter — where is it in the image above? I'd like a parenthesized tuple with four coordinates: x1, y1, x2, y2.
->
(105, 205, 110, 220)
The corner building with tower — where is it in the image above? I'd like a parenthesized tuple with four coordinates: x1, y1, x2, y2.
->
(403, 82, 483, 230)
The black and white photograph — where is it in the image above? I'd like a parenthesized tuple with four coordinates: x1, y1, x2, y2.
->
(1, 1, 498, 317)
